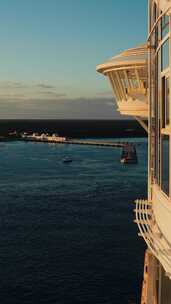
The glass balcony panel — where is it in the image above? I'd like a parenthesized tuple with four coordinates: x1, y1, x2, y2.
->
(166, 77, 170, 125)
(161, 135, 169, 196)
(161, 39, 169, 71)
(161, 15, 169, 39)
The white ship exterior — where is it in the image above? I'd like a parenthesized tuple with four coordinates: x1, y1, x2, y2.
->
(97, 1, 171, 303)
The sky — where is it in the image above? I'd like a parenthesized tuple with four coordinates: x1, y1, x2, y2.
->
(0, 0, 147, 119)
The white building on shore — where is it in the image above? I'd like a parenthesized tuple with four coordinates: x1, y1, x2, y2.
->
(21, 133, 66, 142)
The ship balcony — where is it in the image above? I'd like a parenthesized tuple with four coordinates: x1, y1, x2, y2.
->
(135, 199, 171, 279)
(96, 44, 148, 118)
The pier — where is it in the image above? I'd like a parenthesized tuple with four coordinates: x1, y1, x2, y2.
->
(22, 137, 138, 149)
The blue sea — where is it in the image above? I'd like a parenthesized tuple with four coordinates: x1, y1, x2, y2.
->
(0, 138, 147, 304)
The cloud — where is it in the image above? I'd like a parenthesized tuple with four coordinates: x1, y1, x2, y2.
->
(37, 91, 67, 98)
(0, 81, 57, 91)
(96, 91, 113, 97)
(0, 81, 125, 119)
(35, 83, 56, 89)
(0, 96, 125, 119)
(0, 81, 67, 101)
(0, 81, 27, 89)
(0, 93, 27, 100)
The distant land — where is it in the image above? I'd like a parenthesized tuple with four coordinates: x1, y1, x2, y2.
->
(0, 119, 147, 138)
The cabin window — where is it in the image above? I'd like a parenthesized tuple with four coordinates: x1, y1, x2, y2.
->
(161, 135, 170, 196)
(162, 77, 166, 128)
(155, 94, 160, 182)
(151, 2, 159, 48)
(166, 77, 170, 125)
(162, 76, 170, 128)
(152, 2, 157, 25)
(154, 54, 161, 184)
(119, 71, 128, 90)
(161, 15, 169, 39)
(161, 39, 169, 71)
(155, 125, 160, 183)
(131, 79, 139, 89)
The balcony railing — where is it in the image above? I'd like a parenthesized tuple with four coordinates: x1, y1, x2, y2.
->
(135, 199, 171, 279)
(96, 44, 148, 118)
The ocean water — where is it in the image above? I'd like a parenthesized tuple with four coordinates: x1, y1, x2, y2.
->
(0, 138, 147, 304)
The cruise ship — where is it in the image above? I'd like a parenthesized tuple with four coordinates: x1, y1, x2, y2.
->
(97, 1, 171, 303)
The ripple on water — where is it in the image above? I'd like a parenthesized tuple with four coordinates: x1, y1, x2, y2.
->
(0, 139, 147, 304)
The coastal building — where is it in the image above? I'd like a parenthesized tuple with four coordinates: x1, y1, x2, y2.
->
(97, 1, 171, 303)
(21, 133, 66, 142)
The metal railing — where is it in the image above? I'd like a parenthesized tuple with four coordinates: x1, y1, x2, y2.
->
(134, 199, 171, 279)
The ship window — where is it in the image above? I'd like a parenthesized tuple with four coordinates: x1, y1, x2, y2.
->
(132, 79, 139, 89)
(166, 77, 170, 125)
(161, 135, 169, 196)
(162, 77, 166, 128)
(161, 15, 169, 39)
(161, 39, 169, 71)
(154, 61, 159, 181)
(152, 2, 157, 25)
(162, 76, 170, 128)
(155, 53, 161, 184)
(119, 71, 128, 90)
(143, 81, 147, 89)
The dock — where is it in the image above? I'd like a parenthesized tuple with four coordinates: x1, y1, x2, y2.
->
(22, 137, 138, 148)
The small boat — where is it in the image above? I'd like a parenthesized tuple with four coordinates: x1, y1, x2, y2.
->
(120, 144, 138, 164)
(63, 158, 73, 163)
